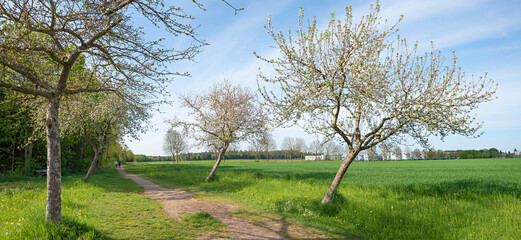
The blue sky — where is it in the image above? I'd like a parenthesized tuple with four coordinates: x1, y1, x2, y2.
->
(125, 0, 521, 155)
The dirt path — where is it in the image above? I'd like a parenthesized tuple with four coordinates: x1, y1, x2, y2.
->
(118, 168, 324, 239)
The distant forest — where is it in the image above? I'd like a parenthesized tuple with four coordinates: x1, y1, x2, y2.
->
(133, 148, 518, 163)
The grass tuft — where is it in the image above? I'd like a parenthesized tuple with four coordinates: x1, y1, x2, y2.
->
(181, 212, 227, 238)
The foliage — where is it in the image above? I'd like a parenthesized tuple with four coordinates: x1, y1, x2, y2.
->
(163, 129, 188, 163)
(170, 79, 267, 180)
(0, 0, 205, 222)
(173, 80, 267, 150)
(255, 3, 496, 203)
(126, 158, 521, 239)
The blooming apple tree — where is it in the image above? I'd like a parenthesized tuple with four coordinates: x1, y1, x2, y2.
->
(256, 4, 496, 203)
(171, 80, 267, 181)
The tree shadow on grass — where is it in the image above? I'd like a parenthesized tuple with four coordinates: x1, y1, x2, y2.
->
(19, 216, 114, 240)
(58, 216, 115, 240)
(275, 192, 458, 239)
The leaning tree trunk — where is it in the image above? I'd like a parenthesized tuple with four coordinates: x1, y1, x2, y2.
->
(205, 143, 229, 182)
(84, 149, 102, 182)
(84, 122, 109, 182)
(45, 97, 62, 223)
(321, 151, 357, 204)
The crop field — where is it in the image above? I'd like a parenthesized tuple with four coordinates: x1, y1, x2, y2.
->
(125, 158, 521, 239)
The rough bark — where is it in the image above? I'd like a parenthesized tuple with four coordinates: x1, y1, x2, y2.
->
(45, 97, 61, 223)
(205, 143, 228, 182)
(321, 152, 356, 204)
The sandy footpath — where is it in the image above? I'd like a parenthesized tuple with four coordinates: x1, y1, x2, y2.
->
(118, 168, 325, 239)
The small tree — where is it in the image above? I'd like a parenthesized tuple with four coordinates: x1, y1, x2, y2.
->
(295, 138, 307, 159)
(309, 139, 322, 158)
(412, 148, 422, 159)
(367, 146, 378, 160)
(322, 140, 340, 160)
(436, 149, 445, 159)
(259, 133, 277, 161)
(281, 137, 296, 160)
(421, 149, 429, 159)
(380, 143, 392, 160)
(394, 146, 402, 160)
(404, 147, 412, 159)
(256, 4, 496, 203)
(171, 80, 266, 181)
(248, 137, 263, 160)
(163, 129, 188, 163)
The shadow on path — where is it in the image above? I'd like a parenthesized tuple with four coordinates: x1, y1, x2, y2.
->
(118, 167, 324, 239)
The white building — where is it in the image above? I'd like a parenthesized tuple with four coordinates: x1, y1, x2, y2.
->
(305, 155, 324, 161)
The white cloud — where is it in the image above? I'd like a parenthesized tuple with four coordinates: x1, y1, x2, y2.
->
(124, 0, 521, 156)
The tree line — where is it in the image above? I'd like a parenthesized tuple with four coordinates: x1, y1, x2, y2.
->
(0, 89, 136, 175)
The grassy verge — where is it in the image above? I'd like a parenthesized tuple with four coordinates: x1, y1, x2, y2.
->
(125, 158, 521, 239)
(0, 168, 226, 239)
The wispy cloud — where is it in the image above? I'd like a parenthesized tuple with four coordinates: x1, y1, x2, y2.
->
(125, 0, 521, 155)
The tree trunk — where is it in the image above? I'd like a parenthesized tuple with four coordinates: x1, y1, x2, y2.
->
(11, 134, 16, 172)
(45, 97, 62, 223)
(24, 140, 33, 176)
(321, 151, 356, 204)
(84, 150, 101, 182)
(83, 122, 109, 182)
(205, 143, 228, 182)
(266, 150, 269, 162)
(78, 135, 84, 171)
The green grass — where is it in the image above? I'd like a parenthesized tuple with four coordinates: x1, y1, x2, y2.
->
(180, 212, 227, 238)
(0, 168, 225, 239)
(125, 158, 521, 239)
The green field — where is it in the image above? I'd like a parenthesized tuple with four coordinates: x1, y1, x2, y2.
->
(125, 158, 521, 239)
(0, 169, 225, 239)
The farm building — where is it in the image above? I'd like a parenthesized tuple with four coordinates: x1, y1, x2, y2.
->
(305, 155, 324, 161)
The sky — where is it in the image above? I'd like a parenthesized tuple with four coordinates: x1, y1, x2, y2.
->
(124, 0, 521, 156)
